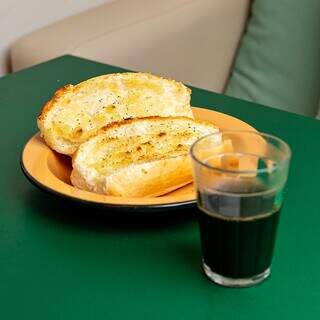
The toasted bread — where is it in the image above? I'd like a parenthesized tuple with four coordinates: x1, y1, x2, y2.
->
(71, 117, 219, 197)
(38, 72, 193, 155)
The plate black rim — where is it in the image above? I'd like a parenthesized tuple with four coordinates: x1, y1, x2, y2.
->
(20, 153, 196, 213)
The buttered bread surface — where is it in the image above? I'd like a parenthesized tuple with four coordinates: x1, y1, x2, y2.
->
(38, 73, 193, 155)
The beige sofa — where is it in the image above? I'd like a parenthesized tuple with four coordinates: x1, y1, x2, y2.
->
(11, 0, 250, 93)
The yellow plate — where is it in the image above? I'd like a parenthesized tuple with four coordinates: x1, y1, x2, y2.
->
(21, 107, 257, 212)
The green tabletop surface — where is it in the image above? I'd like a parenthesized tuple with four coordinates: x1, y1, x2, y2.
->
(1, 55, 319, 319)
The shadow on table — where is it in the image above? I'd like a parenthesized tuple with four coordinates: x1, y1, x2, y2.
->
(24, 188, 198, 233)
(172, 240, 203, 275)
(22, 188, 206, 282)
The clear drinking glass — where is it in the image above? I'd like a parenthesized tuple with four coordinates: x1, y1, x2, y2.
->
(190, 131, 291, 287)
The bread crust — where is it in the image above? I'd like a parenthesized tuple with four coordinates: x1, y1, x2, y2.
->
(37, 85, 72, 122)
(99, 115, 214, 133)
(71, 155, 193, 197)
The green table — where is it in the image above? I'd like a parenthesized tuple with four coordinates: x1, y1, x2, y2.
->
(1, 55, 319, 319)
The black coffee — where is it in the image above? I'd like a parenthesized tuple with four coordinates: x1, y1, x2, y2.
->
(198, 189, 280, 279)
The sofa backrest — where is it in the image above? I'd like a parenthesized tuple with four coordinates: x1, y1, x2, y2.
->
(71, 0, 250, 93)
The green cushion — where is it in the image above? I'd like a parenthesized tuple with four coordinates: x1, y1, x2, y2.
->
(225, 0, 320, 117)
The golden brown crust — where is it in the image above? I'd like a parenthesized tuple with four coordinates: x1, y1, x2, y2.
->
(104, 155, 193, 197)
(99, 115, 214, 133)
(37, 85, 72, 122)
(37, 100, 51, 122)
(71, 155, 193, 197)
(94, 72, 192, 94)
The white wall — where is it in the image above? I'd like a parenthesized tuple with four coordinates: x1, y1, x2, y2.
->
(0, 0, 113, 76)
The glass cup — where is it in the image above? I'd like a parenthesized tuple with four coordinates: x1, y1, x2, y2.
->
(190, 131, 291, 287)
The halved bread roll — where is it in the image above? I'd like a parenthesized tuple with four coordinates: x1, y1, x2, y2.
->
(38, 72, 193, 155)
(71, 117, 220, 197)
